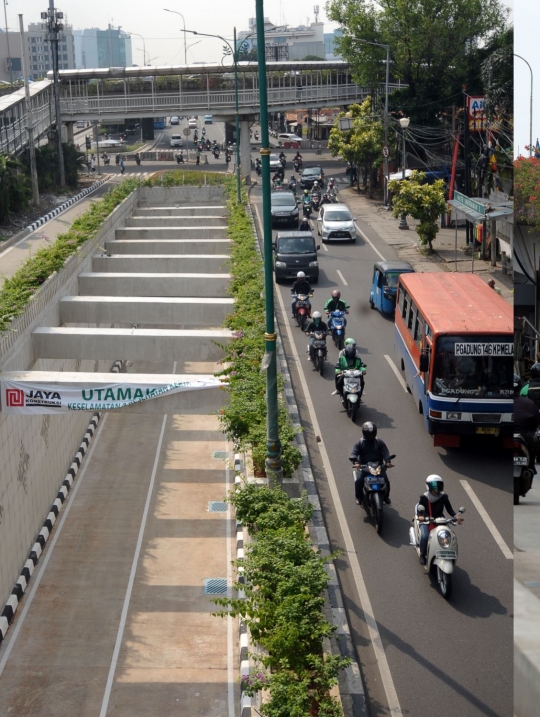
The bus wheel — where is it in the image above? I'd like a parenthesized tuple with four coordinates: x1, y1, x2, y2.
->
(400, 359, 405, 371)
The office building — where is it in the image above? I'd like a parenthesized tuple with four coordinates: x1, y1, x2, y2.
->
(27, 22, 76, 79)
(73, 26, 132, 69)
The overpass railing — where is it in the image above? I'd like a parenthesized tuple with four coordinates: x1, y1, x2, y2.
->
(0, 80, 53, 155)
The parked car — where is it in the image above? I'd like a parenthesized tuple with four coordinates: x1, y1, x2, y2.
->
(271, 191, 299, 228)
(170, 134, 183, 147)
(170, 116, 180, 125)
(300, 166, 325, 189)
(274, 230, 320, 283)
(316, 203, 357, 242)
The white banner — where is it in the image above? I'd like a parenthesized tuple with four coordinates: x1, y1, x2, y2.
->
(1, 377, 223, 414)
(454, 343, 513, 357)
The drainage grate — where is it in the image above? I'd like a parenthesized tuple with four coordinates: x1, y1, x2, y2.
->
(212, 450, 229, 460)
(208, 501, 228, 512)
(203, 578, 228, 595)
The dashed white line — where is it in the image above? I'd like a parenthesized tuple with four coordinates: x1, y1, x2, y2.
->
(336, 269, 348, 286)
(459, 480, 513, 560)
(354, 222, 386, 261)
(383, 355, 408, 392)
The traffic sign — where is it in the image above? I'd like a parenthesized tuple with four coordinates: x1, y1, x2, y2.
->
(382, 146, 389, 158)
(183, 128, 191, 137)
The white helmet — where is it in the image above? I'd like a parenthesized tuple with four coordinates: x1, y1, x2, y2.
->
(297, 271, 305, 278)
(313, 181, 319, 188)
(426, 475, 444, 495)
(312, 311, 322, 319)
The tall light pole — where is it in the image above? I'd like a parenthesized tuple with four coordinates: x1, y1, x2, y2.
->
(19, 13, 39, 206)
(163, 9, 187, 65)
(126, 31, 147, 65)
(349, 38, 390, 205)
(514, 54, 533, 157)
(398, 116, 409, 230)
(3, 0, 13, 86)
(256, 0, 282, 481)
(42, 0, 65, 187)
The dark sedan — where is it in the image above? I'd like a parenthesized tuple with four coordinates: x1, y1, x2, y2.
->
(300, 166, 325, 189)
(270, 191, 299, 227)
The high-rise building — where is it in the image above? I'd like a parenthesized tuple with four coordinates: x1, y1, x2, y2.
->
(73, 26, 132, 69)
(238, 19, 326, 62)
(27, 21, 76, 79)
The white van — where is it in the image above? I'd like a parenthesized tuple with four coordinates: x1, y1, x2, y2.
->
(204, 115, 213, 124)
(188, 117, 197, 128)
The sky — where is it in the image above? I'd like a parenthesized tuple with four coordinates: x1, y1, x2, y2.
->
(514, 0, 538, 157)
(3, 0, 339, 66)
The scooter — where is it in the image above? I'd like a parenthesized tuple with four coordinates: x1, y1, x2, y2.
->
(288, 179, 297, 195)
(294, 159, 301, 172)
(328, 310, 346, 350)
(409, 506, 466, 599)
(280, 156, 286, 169)
(135, 154, 141, 166)
(176, 153, 184, 164)
(311, 194, 321, 213)
(341, 367, 365, 421)
(307, 329, 328, 376)
(292, 293, 312, 330)
(354, 455, 395, 534)
(514, 432, 536, 504)
(302, 202, 312, 219)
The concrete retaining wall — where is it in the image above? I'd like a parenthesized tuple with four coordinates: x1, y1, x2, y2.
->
(137, 186, 225, 205)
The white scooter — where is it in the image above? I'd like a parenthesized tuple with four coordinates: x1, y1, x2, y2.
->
(409, 506, 465, 599)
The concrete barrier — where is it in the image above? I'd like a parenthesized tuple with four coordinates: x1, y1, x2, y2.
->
(78, 272, 231, 297)
(59, 296, 234, 326)
(125, 216, 228, 227)
(32, 327, 232, 362)
(92, 255, 230, 274)
(134, 206, 227, 217)
(115, 227, 228, 240)
(105, 239, 231, 255)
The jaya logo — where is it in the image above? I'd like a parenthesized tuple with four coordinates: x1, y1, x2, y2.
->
(6, 388, 24, 407)
(6, 388, 62, 407)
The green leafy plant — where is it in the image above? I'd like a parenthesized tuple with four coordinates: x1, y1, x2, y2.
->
(0, 153, 31, 222)
(388, 170, 447, 251)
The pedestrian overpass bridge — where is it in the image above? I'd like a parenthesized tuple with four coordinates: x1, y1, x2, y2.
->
(0, 60, 401, 155)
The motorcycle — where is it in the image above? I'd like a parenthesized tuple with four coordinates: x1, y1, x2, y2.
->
(176, 153, 184, 164)
(311, 194, 321, 213)
(255, 162, 261, 176)
(328, 310, 346, 350)
(354, 455, 395, 534)
(409, 506, 466, 599)
(288, 179, 297, 195)
(327, 187, 337, 202)
(293, 159, 301, 172)
(307, 329, 328, 376)
(514, 432, 536, 504)
(302, 202, 312, 219)
(280, 157, 286, 169)
(341, 367, 366, 421)
(135, 154, 141, 166)
(292, 293, 312, 330)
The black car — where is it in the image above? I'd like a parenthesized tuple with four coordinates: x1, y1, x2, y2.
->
(270, 191, 299, 227)
(300, 166, 325, 189)
(273, 231, 320, 283)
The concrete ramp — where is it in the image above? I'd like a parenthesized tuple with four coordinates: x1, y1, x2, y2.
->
(59, 296, 234, 326)
(92, 255, 230, 273)
(0, 371, 228, 414)
(104, 239, 231, 255)
(78, 272, 231, 297)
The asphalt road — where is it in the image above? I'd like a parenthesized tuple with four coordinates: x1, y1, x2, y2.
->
(250, 158, 512, 717)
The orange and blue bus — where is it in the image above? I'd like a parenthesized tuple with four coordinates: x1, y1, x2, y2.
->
(395, 273, 513, 447)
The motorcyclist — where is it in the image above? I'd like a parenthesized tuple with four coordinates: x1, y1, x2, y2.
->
(333, 338, 366, 401)
(288, 175, 297, 194)
(325, 290, 349, 329)
(299, 216, 311, 232)
(176, 151, 184, 164)
(272, 172, 282, 188)
(255, 158, 261, 175)
(301, 189, 312, 215)
(304, 311, 329, 363)
(311, 181, 322, 200)
(350, 422, 393, 506)
(291, 271, 312, 318)
(135, 152, 141, 165)
(520, 363, 540, 409)
(294, 151, 303, 162)
(279, 151, 286, 163)
(416, 476, 463, 565)
(515, 373, 540, 462)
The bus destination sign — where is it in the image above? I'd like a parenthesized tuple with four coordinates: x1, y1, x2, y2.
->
(454, 343, 513, 357)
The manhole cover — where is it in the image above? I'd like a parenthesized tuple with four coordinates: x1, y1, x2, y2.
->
(208, 501, 228, 512)
(203, 578, 228, 595)
(212, 450, 228, 460)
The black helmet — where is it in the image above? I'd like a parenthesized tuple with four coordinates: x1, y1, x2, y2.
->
(514, 373, 524, 396)
(531, 363, 540, 380)
(362, 421, 377, 440)
(426, 475, 444, 495)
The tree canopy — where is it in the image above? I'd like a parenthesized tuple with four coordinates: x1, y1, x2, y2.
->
(328, 0, 509, 124)
(388, 170, 446, 250)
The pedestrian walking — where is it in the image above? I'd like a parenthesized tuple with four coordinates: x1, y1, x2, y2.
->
(225, 151, 230, 171)
(120, 156, 125, 175)
(196, 149, 201, 166)
(90, 155, 96, 173)
(350, 165, 358, 185)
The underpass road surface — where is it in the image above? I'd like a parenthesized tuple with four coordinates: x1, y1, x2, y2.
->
(250, 175, 512, 717)
(0, 360, 238, 716)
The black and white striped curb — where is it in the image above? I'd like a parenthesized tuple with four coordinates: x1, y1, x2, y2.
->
(247, 202, 368, 716)
(26, 177, 109, 232)
(0, 359, 123, 647)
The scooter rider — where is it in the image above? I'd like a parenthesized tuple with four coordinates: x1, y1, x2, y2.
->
(299, 216, 311, 232)
(520, 362, 540, 408)
(279, 150, 286, 163)
(291, 271, 312, 319)
(301, 189, 312, 215)
(350, 422, 393, 506)
(325, 289, 349, 328)
(333, 338, 366, 400)
(416, 476, 463, 565)
(515, 373, 540, 462)
(304, 311, 328, 363)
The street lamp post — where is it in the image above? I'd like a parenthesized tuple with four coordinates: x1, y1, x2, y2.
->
(126, 31, 148, 65)
(514, 54, 533, 157)
(349, 38, 390, 205)
(256, 0, 282, 482)
(163, 9, 187, 65)
(398, 116, 409, 230)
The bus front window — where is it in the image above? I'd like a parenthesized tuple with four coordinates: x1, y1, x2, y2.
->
(432, 335, 513, 398)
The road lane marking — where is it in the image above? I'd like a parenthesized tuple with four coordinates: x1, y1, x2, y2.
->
(384, 355, 408, 393)
(225, 449, 235, 717)
(337, 269, 348, 286)
(252, 202, 403, 716)
(0, 414, 109, 676)
(459, 479, 513, 560)
(354, 222, 386, 261)
(322, 241, 328, 252)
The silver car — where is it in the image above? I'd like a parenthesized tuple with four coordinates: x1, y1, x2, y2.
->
(317, 203, 357, 242)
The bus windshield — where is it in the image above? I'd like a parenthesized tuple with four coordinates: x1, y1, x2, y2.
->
(432, 334, 513, 398)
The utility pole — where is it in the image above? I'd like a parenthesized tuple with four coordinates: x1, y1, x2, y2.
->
(42, 0, 65, 187)
(19, 14, 39, 206)
(463, 86, 470, 246)
(3, 0, 13, 86)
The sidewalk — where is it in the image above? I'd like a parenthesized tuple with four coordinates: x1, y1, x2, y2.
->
(339, 187, 513, 305)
